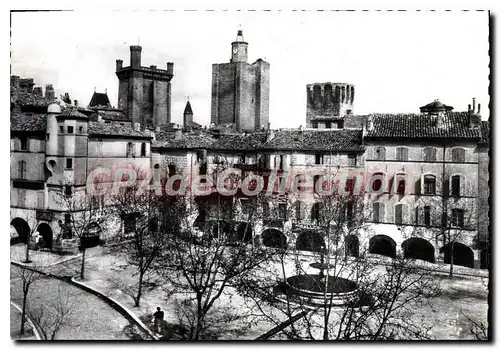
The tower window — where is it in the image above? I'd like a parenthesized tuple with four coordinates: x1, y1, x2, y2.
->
(141, 142, 147, 157)
(67, 126, 74, 134)
(65, 185, 72, 196)
(347, 154, 357, 166)
(126, 142, 134, 158)
(315, 153, 324, 165)
(66, 158, 73, 169)
(374, 146, 386, 161)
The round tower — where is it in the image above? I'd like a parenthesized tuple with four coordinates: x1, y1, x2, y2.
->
(231, 30, 248, 63)
(305, 82, 355, 128)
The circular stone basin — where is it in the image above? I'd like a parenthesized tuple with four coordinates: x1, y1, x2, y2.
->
(285, 274, 358, 306)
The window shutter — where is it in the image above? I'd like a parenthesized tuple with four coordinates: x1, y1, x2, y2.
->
(415, 177, 421, 195)
(379, 204, 385, 223)
(442, 178, 450, 197)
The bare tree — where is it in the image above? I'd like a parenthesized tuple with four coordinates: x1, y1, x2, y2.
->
(11, 257, 44, 336)
(107, 182, 168, 307)
(155, 183, 272, 339)
(26, 285, 76, 340)
(60, 189, 105, 280)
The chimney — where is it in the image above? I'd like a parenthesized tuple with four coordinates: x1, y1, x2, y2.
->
(134, 122, 141, 131)
(130, 45, 142, 69)
(74, 100, 78, 107)
(97, 115, 104, 124)
(155, 126, 160, 132)
(175, 129, 182, 140)
(150, 65, 157, 70)
(116, 59, 123, 70)
(472, 98, 476, 113)
(478, 103, 481, 114)
(167, 62, 174, 75)
(468, 104, 472, 113)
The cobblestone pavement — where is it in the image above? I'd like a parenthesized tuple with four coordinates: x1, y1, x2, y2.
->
(10, 265, 132, 340)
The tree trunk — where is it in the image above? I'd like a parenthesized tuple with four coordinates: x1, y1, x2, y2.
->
(20, 289, 28, 336)
(449, 244, 454, 278)
(135, 272, 143, 307)
(25, 241, 30, 263)
(80, 248, 86, 280)
(194, 293, 203, 340)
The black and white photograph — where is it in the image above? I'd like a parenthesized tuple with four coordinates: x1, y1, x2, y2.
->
(7, 5, 491, 341)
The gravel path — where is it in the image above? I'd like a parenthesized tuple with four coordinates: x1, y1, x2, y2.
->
(10, 265, 132, 340)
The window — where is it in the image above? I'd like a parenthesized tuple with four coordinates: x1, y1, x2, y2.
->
(126, 142, 134, 158)
(278, 203, 287, 220)
(424, 206, 431, 226)
(374, 146, 386, 161)
(124, 214, 137, 234)
(347, 153, 357, 166)
(311, 203, 322, 222)
(66, 158, 73, 169)
(346, 178, 355, 194)
(295, 201, 305, 221)
(79, 126, 83, 133)
(395, 204, 403, 225)
(141, 142, 146, 157)
(395, 174, 406, 194)
(65, 185, 72, 196)
(396, 147, 408, 161)
(451, 148, 466, 162)
(451, 175, 461, 197)
(315, 153, 324, 165)
(372, 172, 384, 192)
(423, 175, 436, 195)
(262, 202, 270, 217)
(63, 213, 72, 238)
(67, 126, 74, 134)
(18, 160, 27, 179)
(423, 147, 436, 161)
(325, 121, 331, 129)
(46, 133, 50, 140)
(20, 136, 28, 151)
(337, 120, 344, 129)
(452, 209, 465, 228)
(346, 202, 354, 228)
(373, 203, 384, 223)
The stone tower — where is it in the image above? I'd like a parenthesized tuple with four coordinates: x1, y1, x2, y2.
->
(115, 46, 174, 128)
(211, 30, 270, 132)
(183, 100, 193, 126)
(306, 83, 355, 129)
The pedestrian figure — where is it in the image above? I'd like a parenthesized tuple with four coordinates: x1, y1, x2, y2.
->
(153, 307, 164, 333)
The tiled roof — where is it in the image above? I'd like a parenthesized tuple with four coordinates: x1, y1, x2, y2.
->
(153, 130, 214, 149)
(365, 112, 482, 141)
(59, 108, 88, 119)
(480, 121, 490, 145)
(88, 92, 111, 107)
(88, 122, 151, 139)
(262, 129, 364, 152)
(211, 133, 268, 151)
(11, 114, 47, 133)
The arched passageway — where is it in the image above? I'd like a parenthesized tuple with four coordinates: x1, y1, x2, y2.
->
(296, 231, 325, 253)
(440, 242, 474, 268)
(11, 218, 30, 244)
(402, 237, 435, 263)
(369, 235, 396, 258)
(262, 229, 287, 249)
(345, 235, 359, 257)
(37, 223, 53, 249)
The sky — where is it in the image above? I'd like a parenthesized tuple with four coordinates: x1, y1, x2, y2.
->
(10, 10, 490, 128)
